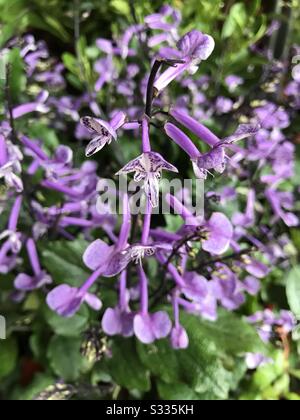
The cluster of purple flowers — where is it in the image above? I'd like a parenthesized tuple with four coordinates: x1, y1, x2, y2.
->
(0, 5, 298, 355)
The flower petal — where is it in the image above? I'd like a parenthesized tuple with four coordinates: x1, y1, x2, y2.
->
(46, 284, 82, 317)
(84, 292, 102, 311)
(221, 124, 261, 145)
(83, 239, 113, 271)
(202, 212, 233, 255)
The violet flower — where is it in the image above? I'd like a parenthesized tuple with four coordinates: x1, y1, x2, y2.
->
(134, 264, 172, 344)
(165, 120, 260, 179)
(102, 270, 134, 337)
(225, 75, 244, 91)
(0, 135, 23, 192)
(46, 273, 103, 318)
(133, 201, 172, 344)
(117, 117, 178, 207)
(47, 194, 131, 317)
(14, 239, 52, 291)
(154, 30, 215, 92)
(0, 195, 23, 254)
(265, 188, 299, 227)
(80, 111, 127, 157)
(166, 194, 233, 255)
(12, 91, 49, 119)
(170, 294, 189, 349)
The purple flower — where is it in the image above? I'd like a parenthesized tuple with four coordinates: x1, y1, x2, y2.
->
(166, 194, 233, 255)
(80, 111, 127, 157)
(265, 188, 299, 227)
(12, 91, 49, 119)
(117, 151, 178, 208)
(165, 121, 260, 179)
(14, 238, 52, 291)
(180, 272, 217, 321)
(0, 135, 23, 192)
(170, 325, 189, 349)
(134, 310, 172, 344)
(211, 265, 245, 311)
(154, 30, 215, 92)
(233, 189, 256, 228)
(255, 102, 289, 129)
(245, 353, 273, 370)
(215, 97, 234, 114)
(192, 124, 260, 179)
(225, 75, 244, 91)
(247, 309, 296, 342)
(0, 196, 23, 254)
(47, 282, 102, 318)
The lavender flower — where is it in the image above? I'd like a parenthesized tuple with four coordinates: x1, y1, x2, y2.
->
(102, 270, 134, 337)
(80, 111, 127, 157)
(14, 239, 52, 291)
(0, 135, 23, 192)
(154, 30, 215, 92)
(165, 120, 260, 179)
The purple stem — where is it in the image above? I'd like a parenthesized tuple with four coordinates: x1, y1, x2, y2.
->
(166, 193, 198, 225)
(26, 238, 41, 276)
(123, 122, 140, 130)
(8, 196, 23, 231)
(142, 116, 151, 153)
(117, 193, 131, 251)
(142, 199, 152, 245)
(172, 293, 180, 328)
(138, 265, 148, 315)
(119, 270, 127, 309)
(80, 266, 104, 295)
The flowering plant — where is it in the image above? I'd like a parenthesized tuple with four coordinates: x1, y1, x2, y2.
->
(0, 0, 300, 401)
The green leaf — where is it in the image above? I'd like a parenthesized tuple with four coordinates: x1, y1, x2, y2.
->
(286, 266, 300, 319)
(222, 3, 247, 39)
(44, 305, 89, 337)
(105, 338, 151, 392)
(47, 336, 86, 381)
(110, 0, 130, 15)
(183, 310, 266, 355)
(157, 381, 200, 400)
(0, 337, 18, 379)
(137, 339, 181, 384)
(41, 239, 90, 287)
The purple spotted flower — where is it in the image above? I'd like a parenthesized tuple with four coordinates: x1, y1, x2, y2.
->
(80, 111, 127, 157)
(166, 194, 233, 255)
(0, 135, 23, 192)
(117, 117, 178, 207)
(154, 30, 215, 92)
(165, 118, 260, 179)
(14, 239, 52, 291)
